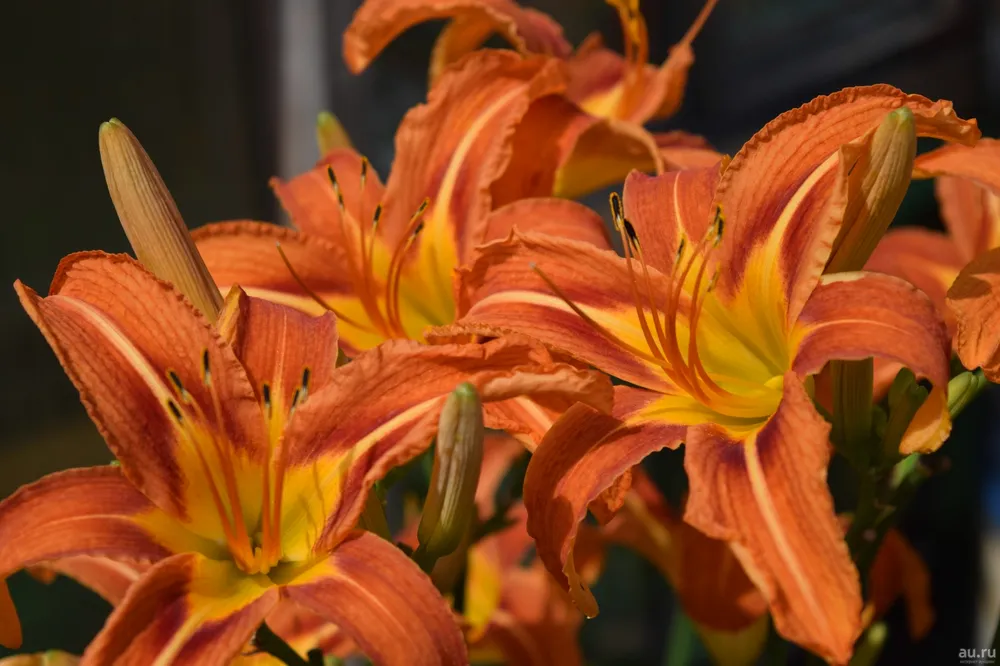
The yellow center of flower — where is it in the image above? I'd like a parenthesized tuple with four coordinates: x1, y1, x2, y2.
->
(536, 195, 789, 430)
(163, 351, 310, 575)
(278, 159, 440, 344)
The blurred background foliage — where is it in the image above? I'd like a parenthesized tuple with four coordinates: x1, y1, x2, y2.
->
(2, 0, 999, 663)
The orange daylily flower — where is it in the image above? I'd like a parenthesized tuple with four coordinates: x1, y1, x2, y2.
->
(343, 0, 722, 198)
(446, 86, 977, 662)
(193, 50, 609, 356)
(868, 139, 1000, 339)
(193, 51, 612, 445)
(0, 252, 610, 664)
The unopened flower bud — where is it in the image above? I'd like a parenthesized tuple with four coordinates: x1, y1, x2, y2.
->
(316, 111, 352, 156)
(99, 119, 223, 321)
(416, 383, 484, 571)
(882, 368, 928, 461)
(947, 369, 988, 418)
(826, 107, 916, 273)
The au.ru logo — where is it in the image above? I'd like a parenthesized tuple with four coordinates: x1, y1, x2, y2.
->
(960, 648, 996, 664)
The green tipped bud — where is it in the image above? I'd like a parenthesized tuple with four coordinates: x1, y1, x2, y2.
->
(948, 368, 988, 418)
(849, 623, 887, 666)
(881, 368, 928, 463)
(826, 107, 916, 273)
(99, 119, 223, 321)
(316, 111, 352, 156)
(416, 383, 484, 571)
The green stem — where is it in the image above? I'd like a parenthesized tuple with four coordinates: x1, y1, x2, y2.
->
(662, 609, 697, 666)
(254, 622, 310, 666)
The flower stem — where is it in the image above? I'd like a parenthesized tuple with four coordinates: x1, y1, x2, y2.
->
(254, 622, 310, 666)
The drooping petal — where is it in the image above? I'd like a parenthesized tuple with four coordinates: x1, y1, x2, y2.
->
(15, 253, 267, 541)
(280, 531, 467, 666)
(622, 167, 722, 274)
(277, 336, 611, 558)
(867, 529, 934, 640)
(914, 138, 1000, 260)
(456, 231, 673, 391)
(382, 50, 564, 305)
(82, 552, 278, 666)
(797, 272, 952, 454)
(272, 149, 385, 247)
(216, 288, 338, 412)
(524, 387, 685, 616)
(794, 272, 950, 386)
(684, 373, 862, 664)
(0, 468, 218, 579)
(343, 0, 571, 76)
(947, 246, 1000, 380)
(480, 198, 611, 250)
(865, 228, 965, 335)
(713, 86, 978, 317)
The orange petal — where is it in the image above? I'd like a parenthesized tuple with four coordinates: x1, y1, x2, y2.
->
(383, 50, 564, 292)
(83, 552, 278, 666)
(713, 85, 978, 313)
(281, 531, 467, 666)
(277, 335, 611, 558)
(865, 228, 965, 337)
(601, 471, 767, 633)
(622, 166, 722, 274)
(524, 387, 684, 617)
(655, 131, 726, 170)
(480, 198, 611, 250)
(273, 148, 386, 247)
(456, 232, 673, 391)
(867, 529, 934, 640)
(0, 468, 212, 578)
(795, 272, 951, 388)
(343, 0, 571, 76)
(15, 253, 267, 540)
(684, 373, 862, 664)
(217, 288, 338, 412)
(947, 246, 1000, 380)
(194, 222, 382, 355)
(552, 110, 663, 200)
(32, 557, 147, 607)
(475, 433, 528, 515)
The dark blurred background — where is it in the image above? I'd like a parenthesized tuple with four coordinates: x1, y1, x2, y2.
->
(1, 0, 999, 663)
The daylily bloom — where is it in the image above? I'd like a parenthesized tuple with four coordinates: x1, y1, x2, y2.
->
(193, 50, 612, 444)
(0, 251, 609, 664)
(868, 139, 1000, 339)
(194, 50, 608, 356)
(343, 0, 722, 198)
(447, 85, 977, 662)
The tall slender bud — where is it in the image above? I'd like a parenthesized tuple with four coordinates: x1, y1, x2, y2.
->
(826, 107, 917, 273)
(416, 383, 484, 572)
(99, 119, 223, 321)
(316, 110, 352, 156)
